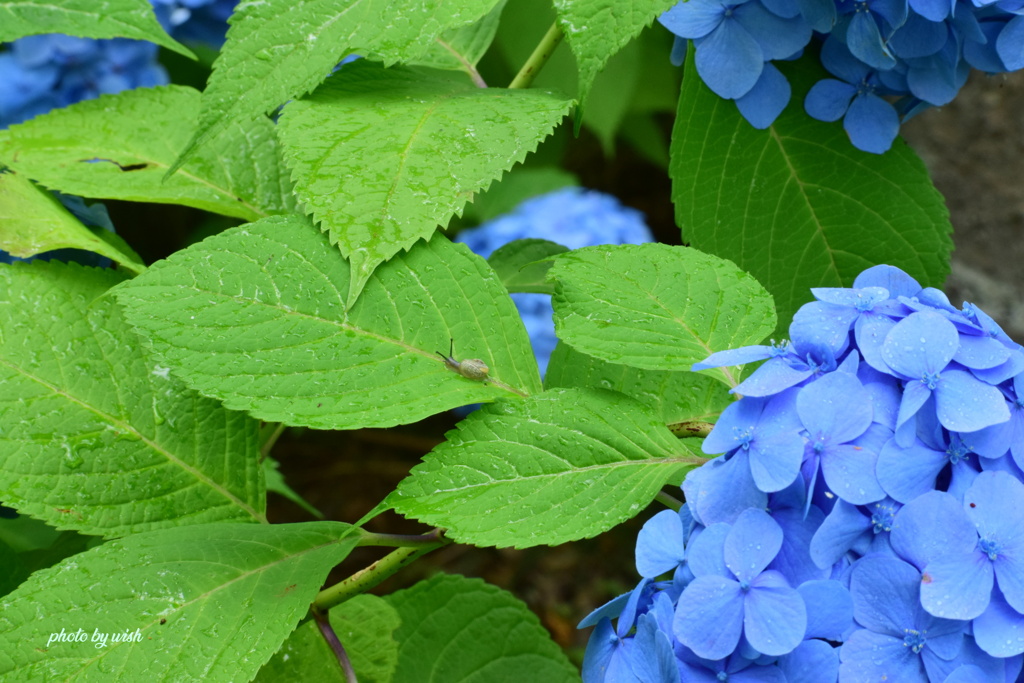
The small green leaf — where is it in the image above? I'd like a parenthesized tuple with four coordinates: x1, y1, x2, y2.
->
(408, 0, 506, 77)
(173, 0, 503, 172)
(553, 0, 677, 117)
(255, 594, 400, 683)
(488, 239, 568, 294)
(387, 573, 578, 682)
(670, 47, 953, 329)
(263, 457, 323, 519)
(0, 0, 194, 58)
(0, 171, 144, 273)
(0, 263, 266, 536)
(0, 521, 357, 682)
(277, 62, 572, 304)
(0, 86, 296, 222)
(544, 342, 732, 425)
(390, 387, 703, 548)
(548, 243, 776, 385)
(113, 215, 542, 431)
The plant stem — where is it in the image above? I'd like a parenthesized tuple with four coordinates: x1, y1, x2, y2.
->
(357, 528, 447, 548)
(435, 38, 488, 88)
(314, 534, 450, 611)
(312, 606, 358, 683)
(655, 490, 683, 512)
(259, 422, 286, 461)
(508, 22, 564, 90)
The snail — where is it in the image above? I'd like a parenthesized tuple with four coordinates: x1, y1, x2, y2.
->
(437, 339, 489, 380)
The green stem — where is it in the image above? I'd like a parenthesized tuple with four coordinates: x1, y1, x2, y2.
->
(655, 490, 683, 512)
(508, 21, 564, 90)
(259, 422, 286, 461)
(314, 533, 450, 611)
(312, 606, 358, 682)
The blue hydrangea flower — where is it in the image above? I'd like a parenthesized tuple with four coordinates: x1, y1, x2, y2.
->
(151, 0, 237, 46)
(456, 187, 653, 376)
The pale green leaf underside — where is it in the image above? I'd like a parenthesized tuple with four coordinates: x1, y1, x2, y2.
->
(408, 0, 506, 73)
(0, 86, 296, 221)
(113, 215, 542, 430)
(552, 0, 677, 108)
(487, 239, 567, 294)
(544, 341, 732, 425)
(277, 62, 573, 304)
(390, 388, 702, 548)
(175, 0, 502, 171)
(0, 0, 194, 57)
(0, 263, 265, 537)
(548, 243, 776, 379)
(670, 50, 952, 329)
(255, 594, 400, 683)
(387, 573, 578, 683)
(0, 521, 356, 683)
(0, 172, 144, 273)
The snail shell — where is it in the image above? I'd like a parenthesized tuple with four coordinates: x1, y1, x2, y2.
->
(437, 340, 489, 380)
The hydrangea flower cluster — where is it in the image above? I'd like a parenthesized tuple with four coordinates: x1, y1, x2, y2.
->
(582, 264, 1024, 682)
(658, 0, 1024, 153)
(0, 0, 236, 128)
(457, 186, 654, 375)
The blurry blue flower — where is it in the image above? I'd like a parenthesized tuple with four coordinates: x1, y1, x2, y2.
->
(456, 187, 653, 376)
(151, 0, 237, 46)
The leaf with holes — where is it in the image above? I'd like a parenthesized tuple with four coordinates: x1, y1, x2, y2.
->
(389, 388, 704, 548)
(0, 521, 357, 682)
(0, 86, 296, 221)
(0, 0, 193, 57)
(0, 263, 265, 537)
(113, 215, 541, 430)
(548, 243, 776, 386)
(277, 61, 572, 304)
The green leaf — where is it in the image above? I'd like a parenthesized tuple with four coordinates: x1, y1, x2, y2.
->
(0, 86, 296, 222)
(552, 0, 677, 117)
(0, 0, 194, 58)
(263, 457, 323, 519)
(544, 342, 732, 425)
(387, 573, 579, 682)
(0, 171, 145, 274)
(408, 0, 506, 77)
(255, 595, 400, 683)
(0, 540, 26, 598)
(0, 521, 357, 682)
(173, 0, 504, 173)
(113, 215, 542, 431)
(463, 166, 578, 223)
(670, 47, 953, 330)
(0, 263, 266, 536)
(277, 62, 573, 305)
(548, 243, 776, 386)
(389, 387, 703, 548)
(488, 239, 568, 294)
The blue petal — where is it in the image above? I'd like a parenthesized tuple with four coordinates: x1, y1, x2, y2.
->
(854, 264, 922, 297)
(797, 371, 873, 442)
(791, 301, 859, 351)
(630, 611, 680, 683)
(725, 508, 783, 581)
(636, 509, 687, 578)
(921, 552, 993, 620)
(692, 345, 775, 371)
(733, 358, 814, 397)
(744, 571, 807, 655)
(849, 555, 922, 634)
(936, 370, 1010, 434)
(769, 507, 830, 584)
(686, 452, 768, 525)
(805, 78, 856, 121)
(955, 334, 1012, 370)
(694, 19, 764, 98)
(996, 15, 1024, 71)
(890, 490, 976, 568)
(778, 639, 839, 683)
(735, 61, 791, 129)
(840, 629, 927, 682)
(735, 2, 813, 59)
(703, 396, 767, 455)
(890, 12, 950, 56)
(687, 522, 732, 578)
(798, 0, 838, 32)
(675, 575, 745, 660)
(964, 21, 1009, 73)
(908, 0, 954, 21)
(821, 441, 887, 504)
(810, 499, 872, 568)
(659, 0, 727, 39)
(844, 92, 900, 154)
(847, 11, 897, 70)
(581, 617, 618, 682)
(876, 436, 949, 503)
(882, 310, 959, 378)
(973, 592, 1024, 657)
